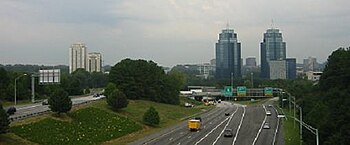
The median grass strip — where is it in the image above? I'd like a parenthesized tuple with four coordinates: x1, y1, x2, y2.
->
(281, 108, 300, 145)
(10, 107, 142, 145)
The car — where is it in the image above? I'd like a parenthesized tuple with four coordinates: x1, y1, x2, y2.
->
(93, 93, 100, 97)
(268, 104, 273, 108)
(7, 107, 16, 115)
(263, 122, 270, 129)
(223, 129, 233, 137)
(42, 100, 49, 105)
(225, 113, 230, 116)
(266, 111, 271, 116)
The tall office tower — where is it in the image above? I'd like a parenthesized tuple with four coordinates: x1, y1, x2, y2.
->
(87, 52, 102, 72)
(215, 28, 242, 79)
(260, 28, 286, 79)
(69, 42, 87, 73)
(246, 57, 257, 67)
(286, 58, 296, 79)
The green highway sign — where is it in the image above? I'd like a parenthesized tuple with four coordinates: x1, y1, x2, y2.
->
(223, 86, 233, 97)
(264, 87, 273, 96)
(237, 86, 247, 97)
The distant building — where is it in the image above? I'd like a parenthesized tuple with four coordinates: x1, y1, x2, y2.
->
(306, 71, 323, 81)
(69, 42, 87, 73)
(87, 52, 102, 72)
(303, 57, 319, 72)
(286, 58, 296, 79)
(260, 28, 286, 79)
(269, 60, 287, 80)
(246, 57, 257, 67)
(197, 63, 214, 79)
(215, 27, 242, 79)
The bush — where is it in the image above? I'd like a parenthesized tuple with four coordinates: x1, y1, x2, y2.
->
(48, 88, 72, 115)
(0, 103, 10, 134)
(143, 106, 160, 126)
(107, 88, 128, 111)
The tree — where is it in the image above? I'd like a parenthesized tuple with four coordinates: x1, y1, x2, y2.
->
(0, 103, 10, 134)
(104, 83, 117, 97)
(107, 88, 128, 111)
(48, 88, 72, 115)
(143, 106, 160, 126)
(109, 59, 181, 104)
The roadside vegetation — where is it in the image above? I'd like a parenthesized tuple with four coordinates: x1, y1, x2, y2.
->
(1, 99, 206, 145)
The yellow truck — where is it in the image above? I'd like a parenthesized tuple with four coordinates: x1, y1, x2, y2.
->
(188, 118, 201, 131)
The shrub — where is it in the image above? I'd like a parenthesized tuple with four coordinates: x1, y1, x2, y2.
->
(0, 103, 10, 134)
(107, 88, 128, 110)
(143, 106, 160, 126)
(48, 88, 72, 115)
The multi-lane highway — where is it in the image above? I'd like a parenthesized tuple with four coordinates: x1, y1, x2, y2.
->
(131, 98, 283, 145)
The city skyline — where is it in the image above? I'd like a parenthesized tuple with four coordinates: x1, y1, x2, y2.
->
(1, 0, 349, 67)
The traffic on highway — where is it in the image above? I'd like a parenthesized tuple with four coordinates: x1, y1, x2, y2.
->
(132, 98, 283, 145)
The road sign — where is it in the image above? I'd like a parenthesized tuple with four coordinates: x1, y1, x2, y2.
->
(223, 86, 233, 97)
(264, 87, 273, 96)
(237, 86, 246, 96)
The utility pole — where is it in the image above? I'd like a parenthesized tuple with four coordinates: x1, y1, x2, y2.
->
(300, 106, 303, 145)
(231, 72, 233, 102)
(251, 72, 254, 88)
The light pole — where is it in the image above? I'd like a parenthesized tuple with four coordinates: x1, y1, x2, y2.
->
(251, 72, 254, 88)
(14, 73, 27, 105)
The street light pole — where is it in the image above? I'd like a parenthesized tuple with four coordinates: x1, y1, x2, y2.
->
(300, 106, 303, 145)
(14, 74, 27, 105)
(251, 72, 253, 88)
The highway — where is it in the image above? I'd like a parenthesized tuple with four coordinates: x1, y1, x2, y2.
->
(131, 98, 284, 145)
(5, 95, 105, 121)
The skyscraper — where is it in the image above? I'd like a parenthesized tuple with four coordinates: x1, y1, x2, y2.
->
(215, 28, 241, 79)
(260, 28, 286, 79)
(286, 58, 296, 79)
(69, 42, 87, 73)
(87, 52, 102, 72)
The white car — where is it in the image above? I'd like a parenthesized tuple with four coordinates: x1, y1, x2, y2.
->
(263, 122, 270, 129)
(266, 111, 271, 116)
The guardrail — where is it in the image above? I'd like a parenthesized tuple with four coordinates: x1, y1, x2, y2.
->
(9, 97, 104, 122)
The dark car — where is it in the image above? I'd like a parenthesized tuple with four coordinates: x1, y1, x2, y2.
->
(223, 129, 233, 137)
(42, 100, 49, 105)
(225, 113, 230, 116)
(7, 107, 16, 115)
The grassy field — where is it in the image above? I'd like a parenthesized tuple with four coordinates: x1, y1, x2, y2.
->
(273, 102, 300, 145)
(10, 107, 142, 145)
(2, 99, 205, 145)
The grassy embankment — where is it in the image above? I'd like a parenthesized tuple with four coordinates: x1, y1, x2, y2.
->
(274, 103, 300, 145)
(0, 97, 206, 145)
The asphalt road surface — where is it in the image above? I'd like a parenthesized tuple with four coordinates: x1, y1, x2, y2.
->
(131, 98, 284, 145)
(5, 95, 105, 121)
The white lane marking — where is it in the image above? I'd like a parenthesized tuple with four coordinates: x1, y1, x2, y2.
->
(232, 106, 246, 145)
(180, 132, 184, 135)
(252, 105, 267, 145)
(169, 137, 173, 141)
(209, 122, 212, 124)
(177, 143, 181, 145)
(194, 115, 231, 145)
(212, 106, 240, 145)
(188, 136, 192, 138)
(203, 126, 206, 129)
(272, 106, 280, 145)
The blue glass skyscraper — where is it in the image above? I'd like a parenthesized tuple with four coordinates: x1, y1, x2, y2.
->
(215, 28, 241, 79)
(260, 28, 286, 79)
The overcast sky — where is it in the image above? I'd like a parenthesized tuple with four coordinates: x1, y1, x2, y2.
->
(0, 0, 349, 67)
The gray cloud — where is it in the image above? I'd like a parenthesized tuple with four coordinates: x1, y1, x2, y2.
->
(0, 0, 349, 66)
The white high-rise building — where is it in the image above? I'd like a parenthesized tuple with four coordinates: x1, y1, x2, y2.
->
(69, 42, 87, 73)
(87, 52, 102, 72)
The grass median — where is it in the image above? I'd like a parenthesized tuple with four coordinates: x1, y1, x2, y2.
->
(2, 99, 207, 145)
